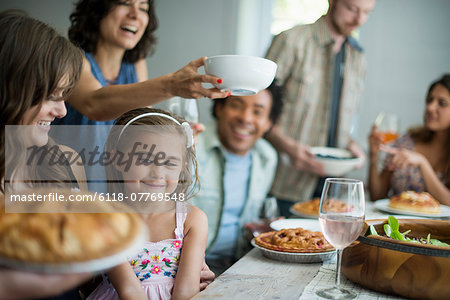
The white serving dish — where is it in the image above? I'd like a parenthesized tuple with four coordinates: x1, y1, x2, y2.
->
(310, 147, 362, 176)
(204, 55, 277, 96)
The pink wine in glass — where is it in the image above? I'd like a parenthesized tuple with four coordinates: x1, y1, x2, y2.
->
(319, 215, 364, 249)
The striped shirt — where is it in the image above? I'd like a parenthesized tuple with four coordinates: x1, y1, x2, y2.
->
(266, 16, 367, 202)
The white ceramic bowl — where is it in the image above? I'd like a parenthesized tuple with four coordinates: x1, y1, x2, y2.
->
(204, 55, 277, 96)
(310, 147, 362, 177)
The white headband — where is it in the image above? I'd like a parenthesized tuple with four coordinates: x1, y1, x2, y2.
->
(117, 112, 194, 148)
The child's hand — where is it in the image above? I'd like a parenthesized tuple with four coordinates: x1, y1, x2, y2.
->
(200, 261, 215, 290)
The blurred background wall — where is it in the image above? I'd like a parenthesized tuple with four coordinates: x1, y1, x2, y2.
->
(1, 0, 449, 184)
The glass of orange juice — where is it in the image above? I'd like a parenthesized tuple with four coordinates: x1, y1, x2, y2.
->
(375, 112, 399, 144)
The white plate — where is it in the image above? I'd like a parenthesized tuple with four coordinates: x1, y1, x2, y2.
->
(373, 199, 450, 218)
(251, 239, 335, 263)
(270, 219, 321, 232)
(289, 206, 317, 219)
(0, 223, 148, 274)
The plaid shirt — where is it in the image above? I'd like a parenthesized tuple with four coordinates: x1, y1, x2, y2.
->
(266, 16, 367, 202)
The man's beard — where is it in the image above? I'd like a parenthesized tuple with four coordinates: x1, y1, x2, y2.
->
(329, 2, 355, 37)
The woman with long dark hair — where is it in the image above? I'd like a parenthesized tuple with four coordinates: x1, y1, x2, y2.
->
(56, 0, 228, 124)
(0, 11, 91, 299)
(368, 74, 450, 205)
(0, 10, 86, 194)
(53, 0, 228, 195)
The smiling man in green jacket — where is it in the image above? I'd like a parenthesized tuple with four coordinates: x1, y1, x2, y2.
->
(193, 81, 284, 276)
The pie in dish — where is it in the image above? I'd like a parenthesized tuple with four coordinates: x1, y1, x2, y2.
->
(389, 191, 441, 214)
(0, 190, 143, 263)
(254, 227, 334, 253)
(292, 198, 350, 216)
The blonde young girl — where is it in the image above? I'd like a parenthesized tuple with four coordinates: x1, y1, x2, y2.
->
(87, 108, 208, 300)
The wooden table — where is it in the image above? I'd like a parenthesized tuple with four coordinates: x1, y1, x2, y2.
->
(193, 248, 321, 299)
(193, 201, 448, 299)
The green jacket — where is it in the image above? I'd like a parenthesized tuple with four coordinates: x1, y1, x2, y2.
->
(193, 121, 277, 258)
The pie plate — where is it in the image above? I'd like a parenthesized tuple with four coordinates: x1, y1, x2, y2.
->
(289, 206, 317, 219)
(251, 239, 335, 263)
(270, 219, 321, 232)
(0, 222, 148, 274)
(374, 198, 450, 218)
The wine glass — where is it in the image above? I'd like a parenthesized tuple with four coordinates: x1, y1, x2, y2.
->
(374, 112, 399, 144)
(316, 178, 365, 299)
(167, 97, 199, 125)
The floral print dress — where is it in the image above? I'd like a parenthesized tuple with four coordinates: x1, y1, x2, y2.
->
(385, 134, 448, 196)
(87, 201, 187, 300)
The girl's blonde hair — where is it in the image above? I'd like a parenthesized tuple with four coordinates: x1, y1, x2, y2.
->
(104, 108, 199, 200)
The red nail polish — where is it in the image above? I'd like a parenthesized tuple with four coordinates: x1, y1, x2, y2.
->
(227, 92, 231, 97)
(217, 79, 223, 84)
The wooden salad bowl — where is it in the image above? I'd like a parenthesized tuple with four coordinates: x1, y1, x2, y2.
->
(341, 219, 450, 300)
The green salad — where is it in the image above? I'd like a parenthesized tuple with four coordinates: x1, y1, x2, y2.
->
(369, 216, 450, 247)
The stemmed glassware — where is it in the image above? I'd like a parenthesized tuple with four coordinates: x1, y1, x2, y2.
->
(167, 97, 199, 125)
(374, 112, 399, 144)
(316, 178, 365, 299)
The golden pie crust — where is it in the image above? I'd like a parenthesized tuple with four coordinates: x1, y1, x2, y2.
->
(0, 190, 142, 263)
(293, 198, 350, 216)
(254, 227, 334, 253)
(389, 191, 441, 214)
(292, 198, 321, 216)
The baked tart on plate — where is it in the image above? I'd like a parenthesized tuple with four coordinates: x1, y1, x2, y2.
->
(292, 198, 350, 217)
(254, 227, 334, 253)
(0, 189, 146, 272)
(389, 191, 441, 214)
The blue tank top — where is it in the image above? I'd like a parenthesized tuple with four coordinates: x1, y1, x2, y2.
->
(53, 52, 138, 126)
(51, 53, 138, 192)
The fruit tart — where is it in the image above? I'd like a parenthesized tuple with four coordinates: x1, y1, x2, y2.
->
(254, 227, 334, 253)
(0, 189, 143, 264)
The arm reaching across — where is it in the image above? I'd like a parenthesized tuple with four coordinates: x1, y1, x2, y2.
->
(68, 57, 229, 121)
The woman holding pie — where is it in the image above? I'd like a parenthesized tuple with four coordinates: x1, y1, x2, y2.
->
(368, 74, 450, 206)
(0, 10, 91, 300)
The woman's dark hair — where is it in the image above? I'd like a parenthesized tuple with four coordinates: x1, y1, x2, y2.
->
(0, 11, 83, 192)
(409, 74, 450, 183)
(69, 0, 158, 63)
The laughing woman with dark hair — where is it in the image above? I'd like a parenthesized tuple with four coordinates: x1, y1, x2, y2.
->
(53, 0, 230, 195)
(368, 74, 450, 205)
(55, 0, 229, 125)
